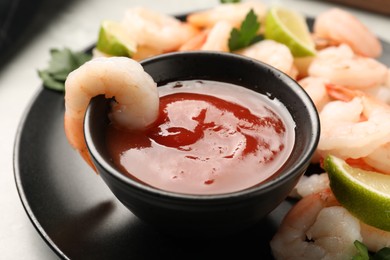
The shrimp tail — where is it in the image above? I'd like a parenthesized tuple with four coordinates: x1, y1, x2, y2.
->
(325, 84, 364, 101)
(64, 114, 97, 172)
(313, 8, 382, 58)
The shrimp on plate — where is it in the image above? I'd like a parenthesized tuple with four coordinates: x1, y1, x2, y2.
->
(198, 21, 233, 52)
(238, 40, 298, 79)
(308, 44, 388, 89)
(178, 29, 210, 51)
(178, 20, 233, 52)
(313, 8, 382, 58)
(317, 86, 390, 162)
(186, 0, 266, 29)
(272, 188, 390, 259)
(364, 86, 390, 106)
(362, 143, 390, 175)
(290, 173, 330, 199)
(121, 7, 199, 53)
(360, 221, 390, 252)
(270, 189, 362, 260)
(363, 68, 390, 105)
(64, 57, 159, 170)
(298, 77, 331, 112)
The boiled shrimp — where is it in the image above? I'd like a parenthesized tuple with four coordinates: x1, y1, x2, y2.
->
(298, 77, 331, 112)
(362, 143, 390, 175)
(290, 173, 330, 199)
(364, 69, 390, 105)
(186, 1, 266, 29)
(64, 57, 159, 169)
(178, 20, 233, 52)
(238, 40, 298, 79)
(270, 189, 362, 260)
(386, 69, 390, 87)
(317, 87, 390, 160)
(121, 7, 198, 53)
(364, 86, 390, 105)
(360, 221, 390, 252)
(308, 44, 388, 89)
(200, 21, 233, 52)
(313, 8, 382, 58)
(179, 29, 209, 51)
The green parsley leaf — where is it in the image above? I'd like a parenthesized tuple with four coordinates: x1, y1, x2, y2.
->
(220, 0, 241, 3)
(352, 241, 370, 260)
(228, 9, 263, 52)
(38, 70, 66, 92)
(352, 240, 390, 260)
(38, 47, 91, 92)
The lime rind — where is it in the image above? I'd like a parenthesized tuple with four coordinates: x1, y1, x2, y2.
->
(324, 155, 390, 231)
(265, 7, 316, 57)
(329, 156, 390, 198)
(96, 20, 137, 57)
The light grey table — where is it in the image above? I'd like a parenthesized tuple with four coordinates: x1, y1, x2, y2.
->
(0, 0, 388, 259)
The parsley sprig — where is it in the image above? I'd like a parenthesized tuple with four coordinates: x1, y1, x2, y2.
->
(228, 9, 263, 52)
(353, 240, 390, 260)
(38, 48, 91, 91)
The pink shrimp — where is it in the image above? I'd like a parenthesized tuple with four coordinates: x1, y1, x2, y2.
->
(121, 7, 199, 53)
(313, 8, 382, 58)
(186, 1, 266, 29)
(64, 57, 159, 170)
(271, 189, 362, 260)
(316, 85, 390, 173)
(298, 77, 331, 112)
(360, 221, 390, 252)
(238, 40, 298, 79)
(308, 44, 388, 89)
(273, 187, 390, 258)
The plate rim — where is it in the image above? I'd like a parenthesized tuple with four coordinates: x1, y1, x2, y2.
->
(13, 88, 69, 260)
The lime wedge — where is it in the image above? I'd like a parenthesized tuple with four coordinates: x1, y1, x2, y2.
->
(96, 20, 137, 57)
(264, 7, 316, 57)
(324, 155, 390, 231)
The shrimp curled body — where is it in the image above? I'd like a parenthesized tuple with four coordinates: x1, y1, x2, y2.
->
(64, 57, 159, 169)
(318, 88, 390, 160)
(313, 8, 382, 58)
(122, 7, 198, 53)
(271, 189, 362, 260)
(238, 40, 298, 79)
(308, 44, 388, 89)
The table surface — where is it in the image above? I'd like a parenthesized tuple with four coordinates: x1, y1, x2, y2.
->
(1, 0, 389, 259)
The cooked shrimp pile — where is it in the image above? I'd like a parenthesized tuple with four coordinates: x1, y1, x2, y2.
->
(271, 7, 390, 260)
(271, 189, 390, 260)
(63, 2, 390, 258)
(299, 8, 390, 173)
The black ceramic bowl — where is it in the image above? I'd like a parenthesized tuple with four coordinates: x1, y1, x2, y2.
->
(84, 51, 320, 237)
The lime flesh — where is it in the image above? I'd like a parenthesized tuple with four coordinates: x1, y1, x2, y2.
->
(265, 7, 316, 57)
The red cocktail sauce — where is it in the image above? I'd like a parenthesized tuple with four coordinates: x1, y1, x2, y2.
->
(106, 80, 295, 194)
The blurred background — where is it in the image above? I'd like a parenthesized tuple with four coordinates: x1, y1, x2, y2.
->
(0, 0, 47, 66)
(323, 0, 390, 16)
(0, 0, 389, 68)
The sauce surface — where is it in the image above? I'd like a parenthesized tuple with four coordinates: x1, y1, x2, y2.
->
(106, 80, 295, 195)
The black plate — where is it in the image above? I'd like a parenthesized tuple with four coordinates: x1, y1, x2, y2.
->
(14, 29, 390, 260)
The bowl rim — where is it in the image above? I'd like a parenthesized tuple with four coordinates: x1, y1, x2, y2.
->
(85, 51, 320, 201)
